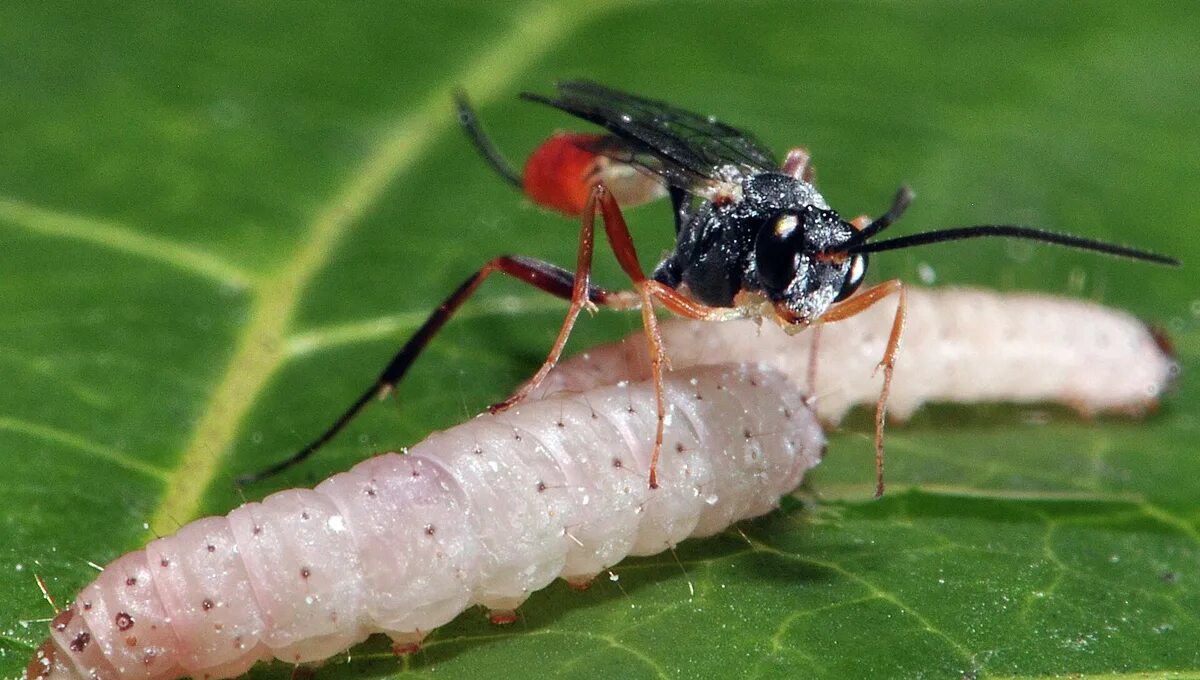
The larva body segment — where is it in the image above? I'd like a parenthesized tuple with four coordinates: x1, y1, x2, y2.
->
(29, 364, 823, 680)
(536, 287, 1176, 423)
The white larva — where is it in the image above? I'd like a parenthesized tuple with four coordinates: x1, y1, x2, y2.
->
(27, 363, 823, 680)
(535, 287, 1177, 424)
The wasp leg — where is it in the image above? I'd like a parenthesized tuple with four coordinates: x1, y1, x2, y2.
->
(489, 186, 625, 412)
(781, 147, 815, 183)
(805, 325, 823, 398)
(587, 188, 750, 488)
(237, 254, 620, 486)
(819, 279, 907, 498)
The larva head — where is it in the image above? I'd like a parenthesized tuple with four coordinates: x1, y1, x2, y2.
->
(753, 205, 866, 323)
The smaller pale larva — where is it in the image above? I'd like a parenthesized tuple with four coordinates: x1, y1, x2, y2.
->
(535, 287, 1177, 424)
(27, 363, 823, 680)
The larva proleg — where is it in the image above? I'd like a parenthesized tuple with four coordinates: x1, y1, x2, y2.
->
(28, 363, 823, 680)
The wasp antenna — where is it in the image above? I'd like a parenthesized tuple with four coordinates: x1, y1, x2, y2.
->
(846, 225, 1180, 266)
(454, 88, 522, 188)
(851, 186, 916, 243)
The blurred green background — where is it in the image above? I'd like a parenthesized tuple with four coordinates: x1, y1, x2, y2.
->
(1, 2, 1196, 678)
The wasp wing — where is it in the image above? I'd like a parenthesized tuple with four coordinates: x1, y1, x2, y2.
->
(521, 80, 778, 198)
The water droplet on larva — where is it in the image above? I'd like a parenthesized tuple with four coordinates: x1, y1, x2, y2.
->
(304, 596, 314, 606)
(327, 515, 346, 532)
(616, 380, 629, 388)
(705, 494, 719, 505)
(689, 377, 698, 386)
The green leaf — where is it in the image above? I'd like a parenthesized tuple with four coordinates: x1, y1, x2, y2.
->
(2, 2, 1196, 679)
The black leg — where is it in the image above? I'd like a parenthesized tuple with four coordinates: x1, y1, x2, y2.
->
(236, 255, 617, 486)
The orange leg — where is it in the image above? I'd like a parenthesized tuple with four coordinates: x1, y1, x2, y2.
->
(820, 279, 907, 498)
(490, 188, 604, 412)
(806, 325, 823, 396)
(590, 188, 746, 487)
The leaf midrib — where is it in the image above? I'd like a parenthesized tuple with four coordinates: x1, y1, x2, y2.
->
(147, 0, 624, 536)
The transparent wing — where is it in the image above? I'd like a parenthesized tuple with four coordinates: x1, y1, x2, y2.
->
(522, 80, 778, 196)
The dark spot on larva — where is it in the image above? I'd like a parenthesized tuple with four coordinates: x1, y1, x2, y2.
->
(749, 377, 759, 387)
(411, 469, 421, 478)
(743, 428, 753, 440)
(612, 458, 623, 468)
(694, 392, 703, 400)
(301, 511, 310, 520)
(513, 431, 522, 441)
(201, 598, 214, 612)
(783, 408, 793, 419)
(424, 524, 436, 536)
(300, 567, 311, 580)
(81, 602, 91, 611)
(675, 443, 685, 453)
(115, 612, 134, 631)
(329, 612, 339, 624)
(125, 577, 137, 587)
(69, 632, 90, 652)
(536, 481, 547, 493)
(252, 525, 263, 535)
(125, 636, 137, 648)
(472, 444, 483, 455)
(556, 420, 565, 428)
(206, 544, 215, 553)
(365, 487, 377, 497)
(232, 636, 244, 650)
(52, 608, 74, 631)
(590, 410, 598, 420)
(160, 558, 170, 568)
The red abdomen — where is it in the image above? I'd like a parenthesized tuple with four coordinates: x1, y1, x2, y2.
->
(522, 133, 606, 216)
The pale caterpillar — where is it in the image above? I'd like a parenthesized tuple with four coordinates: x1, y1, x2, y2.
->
(535, 286, 1177, 424)
(26, 363, 824, 680)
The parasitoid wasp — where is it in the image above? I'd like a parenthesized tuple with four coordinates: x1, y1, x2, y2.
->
(240, 80, 1179, 495)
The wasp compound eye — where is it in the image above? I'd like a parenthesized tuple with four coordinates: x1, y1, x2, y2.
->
(755, 213, 804, 294)
(833, 253, 868, 302)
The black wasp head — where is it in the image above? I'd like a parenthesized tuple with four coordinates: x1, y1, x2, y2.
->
(754, 205, 867, 323)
